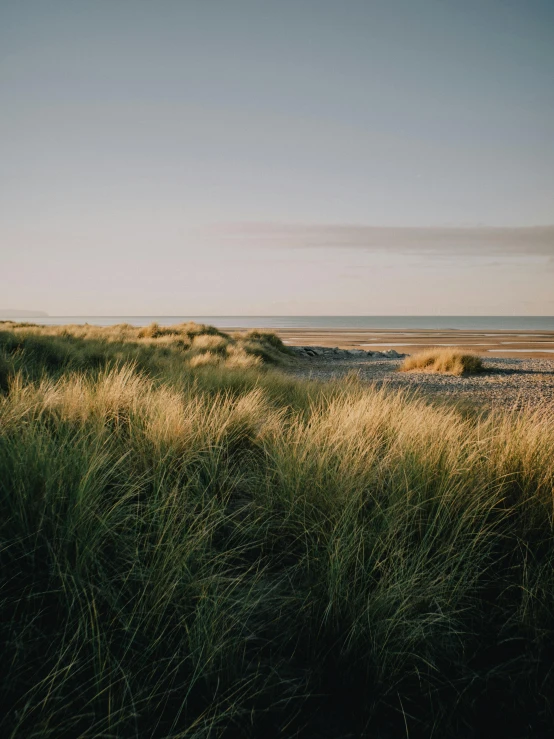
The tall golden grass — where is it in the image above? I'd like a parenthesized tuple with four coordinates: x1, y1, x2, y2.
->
(0, 323, 553, 737)
(0, 319, 291, 377)
(400, 346, 484, 375)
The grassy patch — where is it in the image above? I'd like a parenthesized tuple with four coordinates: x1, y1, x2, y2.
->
(0, 324, 553, 737)
(0, 320, 293, 381)
(400, 347, 485, 375)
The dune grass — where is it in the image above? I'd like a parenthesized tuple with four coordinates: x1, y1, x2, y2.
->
(0, 323, 553, 737)
(400, 346, 485, 375)
(0, 320, 292, 381)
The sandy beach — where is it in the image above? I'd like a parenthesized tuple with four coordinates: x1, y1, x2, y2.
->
(265, 327, 554, 359)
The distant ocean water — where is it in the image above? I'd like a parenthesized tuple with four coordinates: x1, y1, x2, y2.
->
(3, 316, 554, 331)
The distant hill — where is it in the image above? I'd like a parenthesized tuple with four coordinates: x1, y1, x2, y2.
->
(0, 309, 49, 317)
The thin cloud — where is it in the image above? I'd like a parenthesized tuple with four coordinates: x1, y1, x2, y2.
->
(218, 223, 554, 258)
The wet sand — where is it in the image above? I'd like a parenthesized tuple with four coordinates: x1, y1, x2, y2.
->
(261, 327, 554, 359)
(231, 326, 554, 409)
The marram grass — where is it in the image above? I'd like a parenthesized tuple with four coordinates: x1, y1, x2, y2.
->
(400, 346, 484, 375)
(0, 322, 553, 738)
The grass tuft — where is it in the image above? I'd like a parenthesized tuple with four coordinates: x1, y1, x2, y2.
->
(400, 347, 484, 375)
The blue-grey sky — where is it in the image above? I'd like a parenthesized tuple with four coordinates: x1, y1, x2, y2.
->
(1, 0, 553, 315)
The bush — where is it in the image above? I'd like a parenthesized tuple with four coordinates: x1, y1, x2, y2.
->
(400, 347, 484, 375)
(243, 329, 291, 352)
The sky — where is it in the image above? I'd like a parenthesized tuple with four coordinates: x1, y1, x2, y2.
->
(1, 0, 553, 316)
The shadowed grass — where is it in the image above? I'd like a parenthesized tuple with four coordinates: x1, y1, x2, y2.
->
(0, 323, 553, 738)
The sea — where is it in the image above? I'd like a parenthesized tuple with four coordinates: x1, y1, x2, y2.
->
(3, 316, 554, 331)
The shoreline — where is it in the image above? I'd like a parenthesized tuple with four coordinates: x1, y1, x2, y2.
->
(262, 327, 554, 359)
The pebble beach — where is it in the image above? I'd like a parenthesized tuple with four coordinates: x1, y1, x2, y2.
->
(282, 350, 554, 411)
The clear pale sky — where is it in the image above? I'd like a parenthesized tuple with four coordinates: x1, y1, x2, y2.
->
(1, 0, 553, 315)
